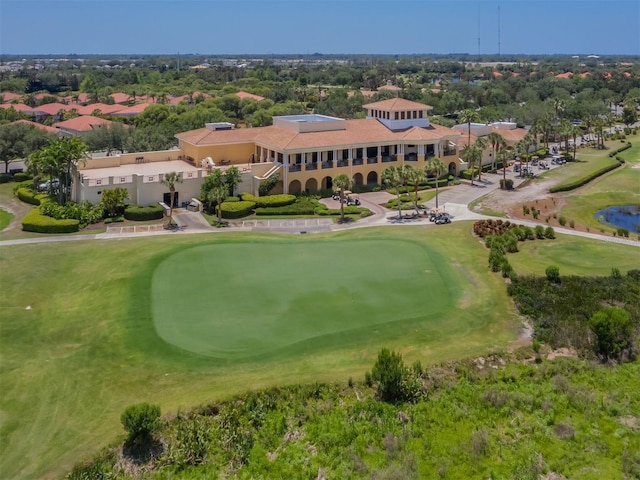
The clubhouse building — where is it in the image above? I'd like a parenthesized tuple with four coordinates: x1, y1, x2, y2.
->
(72, 99, 465, 205)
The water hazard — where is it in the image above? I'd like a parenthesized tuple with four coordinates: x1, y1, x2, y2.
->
(594, 205, 640, 233)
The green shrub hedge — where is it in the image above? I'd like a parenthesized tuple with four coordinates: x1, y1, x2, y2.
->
(0, 173, 11, 184)
(549, 161, 622, 193)
(316, 206, 370, 216)
(21, 208, 80, 233)
(608, 142, 632, 158)
(124, 204, 165, 221)
(16, 187, 48, 206)
(220, 200, 256, 219)
(242, 193, 297, 208)
(255, 200, 318, 216)
(13, 172, 33, 182)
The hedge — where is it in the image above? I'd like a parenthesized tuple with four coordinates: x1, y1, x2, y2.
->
(241, 193, 296, 208)
(316, 206, 370, 216)
(549, 161, 622, 193)
(22, 208, 80, 233)
(0, 174, 11, 184)
(255, 203, 317, 216)
(220, 200, 256, 219)
(16, 187, 48, 206)
(124, 204, 165, 221)
(608, 142, 632, 158)
(13, 172, 33, 182)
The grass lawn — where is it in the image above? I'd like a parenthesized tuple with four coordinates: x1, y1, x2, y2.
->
(558, 136, 640, 234)
(0, 207, 13, 231)
(0, 223, 517, 480)
(507, 232, 640, 277)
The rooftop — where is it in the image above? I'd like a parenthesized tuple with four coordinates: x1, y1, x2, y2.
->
(80, 159, 200, 179)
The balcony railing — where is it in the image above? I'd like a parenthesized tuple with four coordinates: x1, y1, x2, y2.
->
(321, 161, 334, 169)
(367, 157, 378, 164)
(443, 150, 457, 157)
(352, 158, 364, 166)
(382, 155, 398, 163)
(305, 163, 318, 171)
(405, 153, 418, 162)
(289, 164, 302, 173)
(337, 159, 349, 168)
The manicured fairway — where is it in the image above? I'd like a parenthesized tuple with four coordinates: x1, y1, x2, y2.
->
(0, 224, 517, 480)
(153, 239, 457, 359)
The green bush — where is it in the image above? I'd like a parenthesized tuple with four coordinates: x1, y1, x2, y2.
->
(500, 178, 514, 190)
(224, 196, 240, 203)
(558, 216, 567, 227)
(21, 208, 80, 233)
(104, 216, 124, 224)
(13, 172, 32, 182)
(121, 403, 161, 446)
(254, 194, 296, 208)
(370, 348, 421, 404)
(608, 142, 632, 157)
(124, 204, 164, 221)
(220, 200, 255, 219)
(545, 265, 561, 283)
(16, 187, 47, 206)
(0, 173, 11, 184)
(544, 227, 556, 239)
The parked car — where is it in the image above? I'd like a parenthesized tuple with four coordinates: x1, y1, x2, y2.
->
(38, 179, 59, 191)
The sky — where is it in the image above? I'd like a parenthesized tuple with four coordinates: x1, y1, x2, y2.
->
(1, 0, 638, 56)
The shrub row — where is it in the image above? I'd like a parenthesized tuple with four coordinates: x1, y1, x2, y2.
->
(549, 161, 622, 193)
(40, 200, 103, 226)
(21, 208, 80, 233)
(124, 204, 164, 221)
(241, 193, 296, 208)
(255, 198, 319, 216)
(13, 172, 33, 182)
(316, 206, 371, 216)
(0, 173, 11, 184)
(16, 187, 48, 206)
(608, 142, 632, 158)
(220, 200, 256, 219)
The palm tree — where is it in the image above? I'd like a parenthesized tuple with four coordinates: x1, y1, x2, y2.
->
(593, 117, 605, 149)
(461, 145, 481, 186)
(570, 124, 582, 161)
(552, 97, 566, 123)
(559, 120, 573, 152)
(474, 137, 488, 182)
(161, 172, 183, 228)
(333, 174, 353, 223)
(498, 149, 511, 188)
(404, 165, 425, 215)
(458, 109, 480, 150)
(382, 165, 407, 220)
(486, 132, 506, 171)
(211, 184, 228, 224)
(425, 157, 446, 209)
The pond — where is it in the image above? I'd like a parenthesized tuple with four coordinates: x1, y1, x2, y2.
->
(594, 205, 640, 233)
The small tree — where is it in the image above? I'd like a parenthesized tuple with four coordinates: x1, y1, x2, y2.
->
(545, 265, 560, 283)
(100, 187, 129, 218)
(589, 307, 633, 362)
(121, 403, 161, 447)
(161, 171, 183, 228)
(425, 157, 446, 209)
(224, 165, 242, 196)
(621, 105, 637, 128)
(369, 348, 422, 404)
(333, 173, 353, 223)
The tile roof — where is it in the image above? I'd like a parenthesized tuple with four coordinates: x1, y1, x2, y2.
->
(11, 119, 59, 134)
(110, 92, 131, 104)
(555, 72, 573, 79)
(378, 84, 402, 91)
(31, 102, 75, 115)
(75, 103, 124, 115)
(53, 115, 114, 132)
(363, 98, 433, 111)
(1, 92, 22, 103)
(236, 91, 265, 101)
(109, 103, 151, 116)
(0, 103, 35, 113)
(177, 118, 459, 151)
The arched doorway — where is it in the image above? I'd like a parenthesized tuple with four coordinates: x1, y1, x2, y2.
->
(366, 171, 378, 185)
(322, 176, 333, 191)
(289, 179, 302, 194)
(353, 173, 363, 185)
(448, 162, 457, 175)
(305, 178, 318, 193)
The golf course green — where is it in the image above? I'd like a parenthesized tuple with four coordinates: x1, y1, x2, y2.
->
(152, 239, 457, 359)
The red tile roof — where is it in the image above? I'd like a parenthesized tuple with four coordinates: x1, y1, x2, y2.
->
(109, 103, 151, 116)
(31, 102, 75, 115)
(0, 103, 35, 113)
(555, 72, 573, 79)
(53, 115, 113, 132)
(110, 92, 131, 104)
(75, 103, 124, 115)
(236, 91, 265, 101)
(11, 119, 59, 134)
(579, 72, 590, 78)
(1, 92, 22, 103)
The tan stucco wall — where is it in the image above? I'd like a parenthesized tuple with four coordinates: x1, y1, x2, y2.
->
(182, 143, 255, 165)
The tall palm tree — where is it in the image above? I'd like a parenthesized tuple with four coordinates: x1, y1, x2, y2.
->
(474, 137, 488, 182)
(333, 174, 353, 223)
(211, 184, 228, 224)
(161, 172, 183, 228)
(486, 132, 506, 171)
(593, 117, 605, 149)
(404, 165, 425, 215)
(498, 149, 511, 188)
(570, 124, 582, 161)
(559, 120, 573, 152)
(425, 157, 446, 209)
(552, 97, 566, 123)
(458, 109, 480, 150)
(382, 165, 407, 220)
(461, 145, 481, 186)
